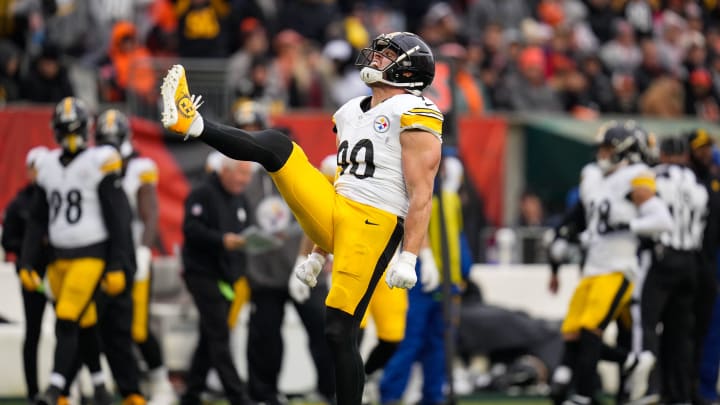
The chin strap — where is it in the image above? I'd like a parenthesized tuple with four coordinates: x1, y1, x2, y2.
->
(359, 67, 424, 95)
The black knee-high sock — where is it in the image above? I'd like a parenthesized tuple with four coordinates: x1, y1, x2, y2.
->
(560, 340, 580, 373)
(326, 308, 363, 405)
(54, 319, 80, 385)
(138, 332, 164, 371)
(80, 325, 103, 374)
(201, 121, 293, 172)
(576, 329, 602, 397)
(364, 339, 399, 376)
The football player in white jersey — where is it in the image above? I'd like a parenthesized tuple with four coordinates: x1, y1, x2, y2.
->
(95, 109, 176, 405)
(160, 31, 442, 405)
(20, 97, 144, 405)
(560, 122, 672, 405)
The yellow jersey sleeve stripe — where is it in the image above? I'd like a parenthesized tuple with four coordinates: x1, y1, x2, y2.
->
(407, 108, 443, 119)
(139, 169, 159, 184)
(100, 156, 123, 174)
(400, 113, 443, 137)
(631, 175, 656, 192)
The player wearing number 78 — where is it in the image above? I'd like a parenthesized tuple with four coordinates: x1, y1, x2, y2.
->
(20, 97, 141, 405)
(160, 31, 442, 405)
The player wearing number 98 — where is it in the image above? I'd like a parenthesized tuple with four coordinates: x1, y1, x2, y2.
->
(560, 122, 673, 405)
(20, 97, 141, 405)
(159, 31, 442, 405)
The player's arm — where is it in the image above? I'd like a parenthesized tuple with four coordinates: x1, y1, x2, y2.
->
(99, 171, 135, 274)
(627, 172, 672, 236)
(137, 170, 159, 248)
(400, 129, 442, 255)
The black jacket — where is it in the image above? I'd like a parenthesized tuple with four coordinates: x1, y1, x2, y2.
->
(689, 159, 720, 267)
(182, 173, 248, 283)
(2, 184, 49, 271)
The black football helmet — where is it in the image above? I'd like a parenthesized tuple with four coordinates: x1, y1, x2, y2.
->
(96, 109, 130, 149)
(355, 32, 435, 94)
(624, 120, 658, 165)
(595, 120, 641, 172)
(52, 97, 90, 154)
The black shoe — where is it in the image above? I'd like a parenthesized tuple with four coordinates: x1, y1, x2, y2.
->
(94, 385, 114, 405)
(35, 386, 62, 405)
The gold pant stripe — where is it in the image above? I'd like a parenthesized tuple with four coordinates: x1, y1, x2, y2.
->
(132, 277, 151, 343)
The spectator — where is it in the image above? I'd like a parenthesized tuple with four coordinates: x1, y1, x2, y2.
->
(20, 44, 74, 103)
(498, 46, 563, 112)
(634, 38, 669, 93)
(321, 39, 368, 109)
(517, 191, 546, 227)
(98, 21, 156, 104)
(685, 68, 720, 121)
(0, 40, 21, 103)
(579, 54, 615, 112)
(226, 18, 269, 99)
(610, 73, 640, 114)
(600, 20, 642, 75)
(175, 0, 231, 58)
(655, 10, 688, 77)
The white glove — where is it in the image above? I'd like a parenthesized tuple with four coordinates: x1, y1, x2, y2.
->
(549, 238, 568, 263)
(385, 251, 418, 289)
(294, 252, 326, 288)
(289, 256, 312, 303)
(135, 245, 152, 281)
(419, 248, 440, 292)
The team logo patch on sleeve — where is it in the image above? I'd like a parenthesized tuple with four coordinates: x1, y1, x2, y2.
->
(374, 115, 390, 133)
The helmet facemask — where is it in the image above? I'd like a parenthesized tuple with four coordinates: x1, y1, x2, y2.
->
(355, 33, 434, 95)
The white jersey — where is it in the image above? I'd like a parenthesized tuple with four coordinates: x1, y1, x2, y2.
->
(123, 156, 158, 247)
(332, 94, 443, 217)
(654, 164, 708, 251)
(36, 145, 122, 249)
(581, 163, 654, 278)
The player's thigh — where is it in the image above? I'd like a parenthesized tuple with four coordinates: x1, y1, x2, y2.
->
(561, 277, 593, 335)
(269, 144, 336, 252)
(370, 281, 408, 342)
(46, 259, 69, 301)
(578, 272, 633, 331)
(56, 257, 105, 321)
(326, 196, 403, 317)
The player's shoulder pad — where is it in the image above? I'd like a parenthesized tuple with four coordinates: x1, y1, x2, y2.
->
(93, 145, 123, 174)
(396, 94, 443, 138)
(130, 156, 159, 184)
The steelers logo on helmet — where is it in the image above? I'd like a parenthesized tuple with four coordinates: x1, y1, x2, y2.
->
(52, 97, 90, 154)
(96, 109, 130, 149)
(355, 32, 435, 95)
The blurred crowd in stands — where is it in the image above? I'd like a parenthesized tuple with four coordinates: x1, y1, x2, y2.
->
(1, 0, 720, 120)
